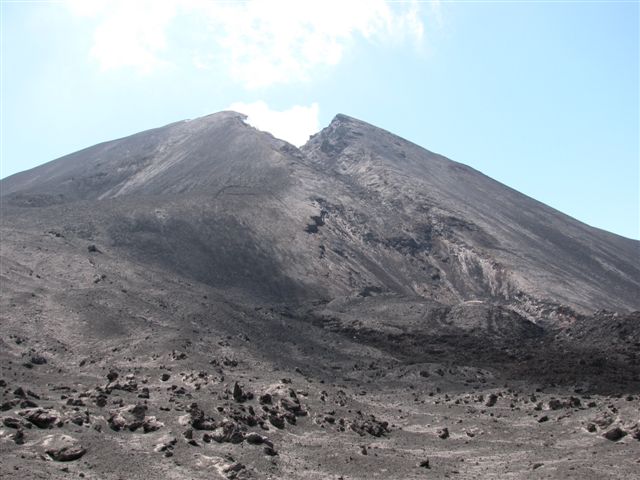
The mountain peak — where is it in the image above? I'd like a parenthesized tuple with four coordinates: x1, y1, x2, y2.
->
(330, 113, 359, 124)
(327, 113, 376, 132)
(303, 113, 371, 153)
(2, 109, 638, 315)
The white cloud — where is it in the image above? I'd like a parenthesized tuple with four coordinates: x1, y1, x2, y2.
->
(228, 101, 320, 147)
(65, 0, 176, 73)
(65, 0, 108, 17)
(93, 2, 177, 73)
(65, 0, 433, 87)
(196, 0, 426, 88)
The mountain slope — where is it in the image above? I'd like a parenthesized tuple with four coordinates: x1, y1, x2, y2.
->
(302, 114, 640, 314)
(1, 112, 295, 201)
(2, 111, 638, 315)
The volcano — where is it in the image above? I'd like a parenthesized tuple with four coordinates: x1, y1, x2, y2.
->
(1, 112, 638, 479)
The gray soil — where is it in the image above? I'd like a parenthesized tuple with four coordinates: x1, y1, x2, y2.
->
(1, 111, 639, 479)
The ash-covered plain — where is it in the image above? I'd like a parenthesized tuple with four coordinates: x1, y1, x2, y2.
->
(1, 112, 639, 479)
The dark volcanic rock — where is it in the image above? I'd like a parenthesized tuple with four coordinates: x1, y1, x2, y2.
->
(47, 445, 87, 462)
(269, 414, 285, 429)
(209, 421, 245, 444)
(188, 403, 216, 430)
(11, 429, 25, 445)
(350, 415, 390, 437)
(244, 432, 269, 445)
(44, 435, 86, 461)
(232, 382, 248, 402)
(263, 445, 278, 456)
(603, 427, 627, 441)
(30, 355, 47, 365)
(1, 400, 20, 411)
(154, 435, 177, 458)
(107, 404, 163, 433)
(3, 416, 23, 428)
(20, 408, 59, 428)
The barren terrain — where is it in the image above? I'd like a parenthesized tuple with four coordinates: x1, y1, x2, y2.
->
(1, 112, 638, 478)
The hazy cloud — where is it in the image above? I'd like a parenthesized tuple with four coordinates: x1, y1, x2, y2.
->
(66, 0, 175, 73)
(65, 0, 430, 87)
(195, 0, 425, 88)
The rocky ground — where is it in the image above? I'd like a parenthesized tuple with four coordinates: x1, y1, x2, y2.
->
(1, 250, 639, 479)
(1, 337, 639, 479)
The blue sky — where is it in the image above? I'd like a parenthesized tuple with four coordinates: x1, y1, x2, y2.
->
(1, 0, 638, 239)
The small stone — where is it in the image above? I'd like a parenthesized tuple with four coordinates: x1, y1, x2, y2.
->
(603, 427, 627, 441)
(20, 399, 38, 409)
(12, 429, 25, 444)
(232, 382, 246, 403)
(154, 435, 177, 453)
(245, 432, 265, 445)
(1, 400, 19, 411)
(47, 445, 86, 462)
(44, 436, 86, 462)
(269, 415, 285, 429)
(138, 387, 150, 399)
(21, 408, 59, 429)
(3, 417, 22, 429)
(142, 416, 163, 433)
(223, 462, 245, 473)
(107, 412, 128, 431)
(548, 399, 563, 410)
(30, 355, 47, 365)
(263, 445, 278, 456)
(130, 403, 147, 421)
